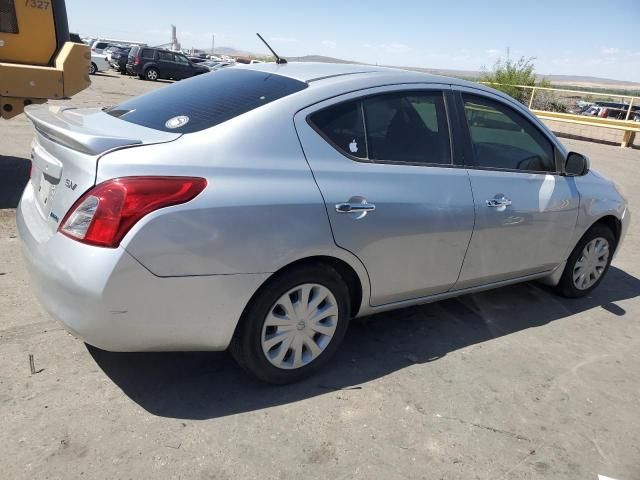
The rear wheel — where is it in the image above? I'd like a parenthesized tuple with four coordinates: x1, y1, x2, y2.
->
(89, 62, 97, 75)
(230, 264, 350, 384)
(555, 224, 615, 298)
(145, 68, 159, 81)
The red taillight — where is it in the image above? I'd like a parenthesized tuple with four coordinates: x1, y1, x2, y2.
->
(134, 56, 140, 65)
(59, 177, 207, 248)
(599, 108, 608, 118)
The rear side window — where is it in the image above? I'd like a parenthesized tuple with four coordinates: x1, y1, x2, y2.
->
(141, 49, 155, 59)
(107, 69, 308, 133)
(363, 92, 450, 164)
(309, 101, 367, 159)
(309, 90, 451, 165)
(462, 94, 554, 172)
(157, 51, 173, 61)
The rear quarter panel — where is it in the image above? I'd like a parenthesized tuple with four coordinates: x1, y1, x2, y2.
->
(97, 100, 368, 284)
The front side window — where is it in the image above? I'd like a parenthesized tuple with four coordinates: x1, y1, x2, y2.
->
(462, 94, 555, 172)
(363, 92, 450, 164)
(309, 100, 367, 159)
(175, 55, 190, 65)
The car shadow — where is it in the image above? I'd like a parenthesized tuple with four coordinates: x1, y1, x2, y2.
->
(0, 155, 30, 209)
(88, 266, 640, 420)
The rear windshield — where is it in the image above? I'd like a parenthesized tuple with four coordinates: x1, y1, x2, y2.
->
(106, 69, 308, 133)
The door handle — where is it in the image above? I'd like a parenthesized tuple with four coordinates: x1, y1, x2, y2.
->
(336, 202, 376, 213)
(486, 196, 512, 208)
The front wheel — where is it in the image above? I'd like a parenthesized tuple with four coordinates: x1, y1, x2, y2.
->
(555, 224, 615, 298)
(230, 264, 351, 384)
(89, 62, 97, 75)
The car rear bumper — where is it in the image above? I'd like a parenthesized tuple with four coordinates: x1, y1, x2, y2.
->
(17, 183, 268, 352)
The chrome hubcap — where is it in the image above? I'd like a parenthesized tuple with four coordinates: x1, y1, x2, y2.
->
(148, 70, 157, 80)
(261, 283, 338, 370)
(573, 237, 610, 290)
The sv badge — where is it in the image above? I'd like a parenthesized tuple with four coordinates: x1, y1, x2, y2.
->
(65, 179, 77, 191)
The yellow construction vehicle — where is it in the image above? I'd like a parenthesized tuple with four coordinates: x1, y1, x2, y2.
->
(0, 0, 90, 119)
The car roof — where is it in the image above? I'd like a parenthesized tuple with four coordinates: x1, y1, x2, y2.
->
(236, 61, 477, 88)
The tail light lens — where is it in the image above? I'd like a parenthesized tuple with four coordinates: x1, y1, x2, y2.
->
(134, 57, 140, 65)
(59, 177, 207, 248)
(599, 108, 608, 118)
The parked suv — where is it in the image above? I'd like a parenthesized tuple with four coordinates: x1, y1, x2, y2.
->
(110, 47, 131, 74)
(127, 46, 209, 81)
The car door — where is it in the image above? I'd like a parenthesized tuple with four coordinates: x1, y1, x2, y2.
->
(295, 86, 475, 306)
(452, 87, 579, 289)
(156, 51, 175, 78)
(173, 54, 192, 79)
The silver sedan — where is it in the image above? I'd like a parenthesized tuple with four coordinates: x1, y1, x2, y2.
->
(17, 63, 630, 383)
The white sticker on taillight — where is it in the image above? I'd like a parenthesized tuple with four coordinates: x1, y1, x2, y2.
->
(60, 195, 99, 239)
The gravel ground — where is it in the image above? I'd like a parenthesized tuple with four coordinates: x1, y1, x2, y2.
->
(1, 74, 639, 480)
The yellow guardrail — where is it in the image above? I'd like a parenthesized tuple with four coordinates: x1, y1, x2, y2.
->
(480, 83, 640, 147)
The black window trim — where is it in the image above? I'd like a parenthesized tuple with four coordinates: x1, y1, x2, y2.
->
(306, 88, 455, 168)
(453, 89, 563, 176)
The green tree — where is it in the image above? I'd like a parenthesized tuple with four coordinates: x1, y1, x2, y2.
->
(481, 56, 536, 103)
(481, 56, 567, 112)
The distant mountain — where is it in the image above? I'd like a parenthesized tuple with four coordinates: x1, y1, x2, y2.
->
(213, 46, 257, 57)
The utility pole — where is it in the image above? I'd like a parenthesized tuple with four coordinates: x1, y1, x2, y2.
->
(211, 34, 215, 55)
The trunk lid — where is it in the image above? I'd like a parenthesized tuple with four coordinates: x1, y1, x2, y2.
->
(25, 105, 180, 234)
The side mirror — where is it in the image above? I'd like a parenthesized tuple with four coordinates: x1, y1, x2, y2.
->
(565, 152, 589, 176)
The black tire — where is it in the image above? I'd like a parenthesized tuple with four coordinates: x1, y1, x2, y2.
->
(89, 63, 97, 75)
(555, 224, 615, 298)
(230, 263, 351, 384)
(144, 68, 159, 81)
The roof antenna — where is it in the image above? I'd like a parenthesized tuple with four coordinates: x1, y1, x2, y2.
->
(256, 33, 287, 64)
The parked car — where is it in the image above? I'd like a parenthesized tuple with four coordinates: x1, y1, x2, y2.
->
(201, 61, 234, 71)
(110, 47, 131, 74)
(126, 46, 209, 81)
(568, 101, 594, 115)
(103, 45, 122, 63)
(18, 63, 630, 384)
(212, 62, 234, 71)
(90, 40, 113, 54)
(583, 102, 640, 120)
(89, 53, 110, 75)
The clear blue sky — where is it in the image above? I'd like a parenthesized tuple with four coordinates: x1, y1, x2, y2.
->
(68, 0, 640, 82)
